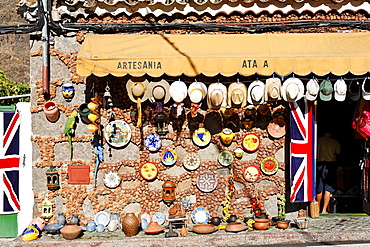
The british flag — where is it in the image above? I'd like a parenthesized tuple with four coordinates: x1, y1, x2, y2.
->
(0, 111, 21, 214)
(289, 98, 316, 203)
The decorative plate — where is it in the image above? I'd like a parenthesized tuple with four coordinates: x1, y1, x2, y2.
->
(183, 152, 200, 170)
(141, 213, 151, 225)
(191, 207, 210, 224)
(94, 211, 110, 226)
(104, 120, 131, 148)
(161, 148, 177, 166)
(192, 127, 211, 147)
(152, 212, 165, 225)
(103, 171, 121, 188)
(196, 171, 218, 192)
(242, 133, 261, 152)
(243, 165, 261, 182)
(144, 133, 162, 152)
(218, 151, 234, 167)
(139, 162, 159, 181)
(261, 157, 279, 175)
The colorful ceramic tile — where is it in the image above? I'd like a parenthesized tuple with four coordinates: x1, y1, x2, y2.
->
(144, 133, 162, 152)
(104, 120, 131, 148)
(183, 152, 200, 171)
(161, 148, 177, 166)
(196, 171, 218, 192)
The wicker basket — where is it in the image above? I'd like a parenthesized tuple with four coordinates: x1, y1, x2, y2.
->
(309, 202, 320, 218)
(294, 217, 309, 229)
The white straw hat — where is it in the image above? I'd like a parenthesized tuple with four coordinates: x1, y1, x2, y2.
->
(170, 80, 188, 103)
(281, 78, 304, 102)
(247, 80, 265, 105)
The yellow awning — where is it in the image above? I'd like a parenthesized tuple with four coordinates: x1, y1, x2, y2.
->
(77, 33, 370, 77)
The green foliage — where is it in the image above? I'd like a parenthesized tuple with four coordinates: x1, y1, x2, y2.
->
(0, 70, 30, 106)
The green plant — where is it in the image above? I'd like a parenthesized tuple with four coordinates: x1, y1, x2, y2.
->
(0, 70, 30, 106)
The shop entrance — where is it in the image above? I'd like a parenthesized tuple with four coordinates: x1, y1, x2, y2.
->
(317, 99, 363, 213)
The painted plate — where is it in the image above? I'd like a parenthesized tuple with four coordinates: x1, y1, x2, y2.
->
(144, 133, 162, 152)
(103, 171, 121, 188)
(191, 207, 210, 224)
(243, 164, 261, 182)
(139, 162, 159, 181)
(242, 133, 261, 152)
(261, 157, 279, 175)
(192, 127, 211, 147)
(161, 148, 177, 166)
(196, 171, 218, 192)
(152, 212, 165, 225)
(94, 211, 110, 227)
(183, 152, 200, 170)
(218, 151, 234, 167)
(104, 120, 131, 147)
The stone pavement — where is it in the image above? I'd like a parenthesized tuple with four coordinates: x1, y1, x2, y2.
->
(2, 214, 370, 247)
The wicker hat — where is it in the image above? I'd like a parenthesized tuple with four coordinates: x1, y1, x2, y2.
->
(207, 83, 227, 109)
(247, 80, 265, 105)
(281, 78, 304, 102)
(126, 79, 149, 103)
(227, 82, 247, 107)
(264, 78, 282, 101)
(170, 80, 188, 103)
(146, 80, 171, 104)
(188, 81, 207, 103)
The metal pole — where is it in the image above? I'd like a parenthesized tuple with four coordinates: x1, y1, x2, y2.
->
(42, 0, 49, 95)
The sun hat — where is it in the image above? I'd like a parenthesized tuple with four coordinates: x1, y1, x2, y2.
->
(247, 80, 265, 105)
(188, 81, 207, 104)
(348, 79, 361, 101)
(334, 79, 347, 102)
(170, 80, 188, 103)
(264, 78, 282, 101)
(305, 78, 319, 101)
(227, 82, 247, 107)
(362, 77, 370, 100)
(207, 83, 227, 109)
(319, 79, 333, 101)
(281, 78, 304, 102)
(146, 80, 171, 104)
(126, 79, 149, 103)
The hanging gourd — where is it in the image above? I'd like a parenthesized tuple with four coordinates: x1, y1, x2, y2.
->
(87, 94, 101, 134)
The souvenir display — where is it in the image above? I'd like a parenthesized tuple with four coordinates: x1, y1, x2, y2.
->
(261, 157, 279, 175)
(183, 152, 200, 170)
(243, 165, 261, 182)
(218, 151, 234, 167)
(192, 127, 211, 147)
(191, 207, 210, 224)
(94, 211, 110, 227)
(144, 133, 162, 152)
(139, 162, 159, 181)
(152, 212, 165, 225)
(242, 133, 261, 152)
(103, 171, 121, 188)
(104, 120, 131, 148)
(196, 171, 218, 192)
(161, 148, 177, 166)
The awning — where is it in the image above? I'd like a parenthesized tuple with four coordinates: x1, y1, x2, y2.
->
(77, 33, 370, 77)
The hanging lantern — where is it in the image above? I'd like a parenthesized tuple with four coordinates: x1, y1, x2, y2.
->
(162, 180, 176, 206)
(41, 198, 53, 222)
(46, 165, 59, 191)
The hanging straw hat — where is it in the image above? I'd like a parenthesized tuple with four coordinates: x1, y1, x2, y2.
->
(207, 83, 227, 109)
(126, 79, 149, 103)
(227, 82, 247, 108)
(146, 80, 171, 104)
(264, 78, 282, 101)
(247, 80, 265, 105)
(170, 80, 188, 103)
(281, 78, 304, 102)
(188, 81, 207, 103)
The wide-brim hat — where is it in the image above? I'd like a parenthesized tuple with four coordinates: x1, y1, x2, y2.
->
(334, 79, 347, 102)
(348, 79, 361, 101)
(267, 118, 286, 138)
(126, 79, 149, 103)
(146, 79, 171, 104)
(188, 81, 207, 103)
(247, 80, 265, 105)
(227, 82, 247, 107)
(306, 78, 319, 101)
(170, 80, 188, 103)
(319, 79, 333, 101)
(362, 77, 370, 100)
(207, 83, 227, 109)
(281, 78, 304, 102)
(264, 78, 282, 101)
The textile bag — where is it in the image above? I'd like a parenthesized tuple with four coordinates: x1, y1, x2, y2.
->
(352, 100, 370, 140)
(309, 201, 320, 218)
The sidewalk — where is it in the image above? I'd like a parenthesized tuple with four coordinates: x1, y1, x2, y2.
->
(2, 214, 370, 247)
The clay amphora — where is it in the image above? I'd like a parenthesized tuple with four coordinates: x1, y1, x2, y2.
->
(121, 213, 139, 237)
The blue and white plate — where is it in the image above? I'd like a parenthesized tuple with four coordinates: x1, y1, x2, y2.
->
(144, 134, 162, 152)
(191, 207, 210, 224)
(94, 211, 110, 227)
(152, 212, 165, 225)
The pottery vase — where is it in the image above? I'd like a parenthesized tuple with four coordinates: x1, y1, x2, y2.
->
(60, 223, 82, 240)
(121, 213, 139, 237)
(43, 101, 59, 123)
(62, 82, 75, 102)
(277, 221, 289, 229)
(180, 225, 187, 237)
(70, 214, 79, 225)
(107, 220, 118, 232)
(30, 216, 46, 231)
(78, 103, 92, 124)
(220, 128, 235, 145)
(253, 218, 271, 230)
(56, 212, 66, 226)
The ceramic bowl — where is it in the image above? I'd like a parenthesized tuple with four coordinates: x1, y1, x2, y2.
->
(225, 222, 248, 232)
(189, 224, 218, 234)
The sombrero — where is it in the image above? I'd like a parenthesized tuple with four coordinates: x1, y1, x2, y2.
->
(281, 78, 304, 102)
(247, 80, 265, 105)
(146, 80, 171, 104)
(227, 82, 247, 107)
(264, 78, 282, 101)
(170, 80, 188, 103)
(207, 83, 227, 109)
(188, 81, 207, 104)
(126, 79, 149, 103)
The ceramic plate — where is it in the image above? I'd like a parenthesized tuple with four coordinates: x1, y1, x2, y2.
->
(191, 207, 210, 224)
(196, 171, 218, 192)
(144, 134, 162, 152)
(192, 127, 211, 147)
(152, 212, 165, 225)
(242, 133, 261, 152)
(104, 120, 131, 148)
(139, 162, 159, 181)
(183, 152, 200, 170)
(103, 171, 121, 188)
(243, 164, 261, 182)
(261, 157, 279, 175)
(141, 213, 151, 225)
(94, 211, 110, 226)
(161, 148, 177, 166)
(218, 151, 234, 167)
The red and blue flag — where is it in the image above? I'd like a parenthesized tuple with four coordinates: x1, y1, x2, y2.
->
(289, 98, 316, 202)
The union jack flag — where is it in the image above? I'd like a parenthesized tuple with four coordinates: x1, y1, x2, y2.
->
(289, 98, 316, 203)
(0, 111, 21, 214)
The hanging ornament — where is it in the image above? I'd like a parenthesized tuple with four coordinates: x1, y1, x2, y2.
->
(87, 94, 102, 134)
(104, 82, 115, 121)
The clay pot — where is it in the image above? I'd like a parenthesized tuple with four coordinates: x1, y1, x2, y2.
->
(253, 218, 271, 230)
(78, 103, 92, 124)
(60, 223, 82, 240)
(227, 215, 238, 223)
(210, 216, 222, 226)
(144, 222, 164, 234)
(43, 101, 59, 123)
(277, 221, 289, 229)
(189, 224, 218, 234)
(225, 222, 248, 232)
(121, 213, 139, 237)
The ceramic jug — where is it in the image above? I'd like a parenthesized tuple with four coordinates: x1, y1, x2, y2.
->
(220, 128, 235, 145)
(70, 214, 79, 225)
(56, 212, 66, 226)
(121, 213, 139, 237)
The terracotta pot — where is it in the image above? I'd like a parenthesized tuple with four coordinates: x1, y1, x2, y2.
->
(60, 223, 82, 240)
(225, 222, 248, 232)
(144, 222, 164, 234)
(43, 101, 59, 123)
(253, 219, 271, 230)
(277, 221, 289, 229)
(121, 213, 139, 237)
(189, 224, 218, 234)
